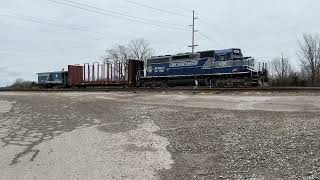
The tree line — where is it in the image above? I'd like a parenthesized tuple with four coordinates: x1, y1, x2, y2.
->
(269, 33, 320, 86)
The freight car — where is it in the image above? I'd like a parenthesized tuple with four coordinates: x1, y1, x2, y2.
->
(37, 60, 144, 88)
(139, 48, 268, 87)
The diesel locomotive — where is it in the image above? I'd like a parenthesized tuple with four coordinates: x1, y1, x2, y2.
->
(139, 48, 268, 87)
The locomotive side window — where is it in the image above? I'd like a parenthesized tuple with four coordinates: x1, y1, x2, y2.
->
(220, 55, 226, 61)
(200, 51, 215, 58)
(148, 58, 170, 64)
(172, 55, 190, 60)
(234, 54, 242, 59)
(227, 53, 232, 60)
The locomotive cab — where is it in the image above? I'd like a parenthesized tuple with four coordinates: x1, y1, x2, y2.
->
(215, 48, 243, 61)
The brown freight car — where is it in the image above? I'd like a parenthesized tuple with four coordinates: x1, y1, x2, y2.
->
(67, 60, 143, 87)
(68, 65, 84, 86)
(128, 60, 144, 87)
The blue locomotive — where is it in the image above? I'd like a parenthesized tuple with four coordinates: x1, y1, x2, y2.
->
(139, 48, 268, 87)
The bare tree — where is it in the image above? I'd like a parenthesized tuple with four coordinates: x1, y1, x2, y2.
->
(104, 45, 131, 64)
(128, 39, 154, 63)
(104, 38, 154, 64)
(102, 38, 154, 80)
(270, 56, 292, 80)
(298, 33, 320, 85)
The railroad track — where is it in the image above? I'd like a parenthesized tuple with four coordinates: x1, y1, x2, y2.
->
(1, 87, 320, 92)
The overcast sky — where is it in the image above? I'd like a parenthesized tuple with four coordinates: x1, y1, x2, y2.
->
(0, 0, 319, 86)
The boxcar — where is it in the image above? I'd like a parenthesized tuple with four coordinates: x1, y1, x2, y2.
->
(68, 65, 84, 86)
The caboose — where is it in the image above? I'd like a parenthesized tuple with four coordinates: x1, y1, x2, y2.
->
(139, 48, 268, 87)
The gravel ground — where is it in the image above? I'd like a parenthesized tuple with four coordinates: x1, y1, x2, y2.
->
(0, 91, 319, 180)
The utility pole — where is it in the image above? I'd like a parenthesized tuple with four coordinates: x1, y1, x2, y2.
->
(188, 10, 198, 53)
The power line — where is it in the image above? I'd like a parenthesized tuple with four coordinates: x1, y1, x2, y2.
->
(59, 0, 187, 28)
(180, 7, 195, 14)
(0, 10, 107, 36)
(122, 1, 225, 49)
(0, 10, 189, 47)
(124, 0, 195, 17)
(48, 0, 224, 49)
(0, 9, 156, 41)
(0, 12, 106, 38)
(194, 12, 227, 48)
(198, 31, 222, 47)
(0, 11, 189, 54)
(198, 31, 224, 48)
(198, 31, 211, 40)
(47, 0, 189, 31)
(122, 1, 224, 50)
(4, 0, 225, 52)
(124, 0, 189, 18)
(198, 19, 220, 30)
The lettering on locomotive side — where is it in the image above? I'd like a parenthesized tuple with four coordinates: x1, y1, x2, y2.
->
(147, 66, 166, 73)
(169, 60, 198, 68)
(154, 66, 166, 73)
